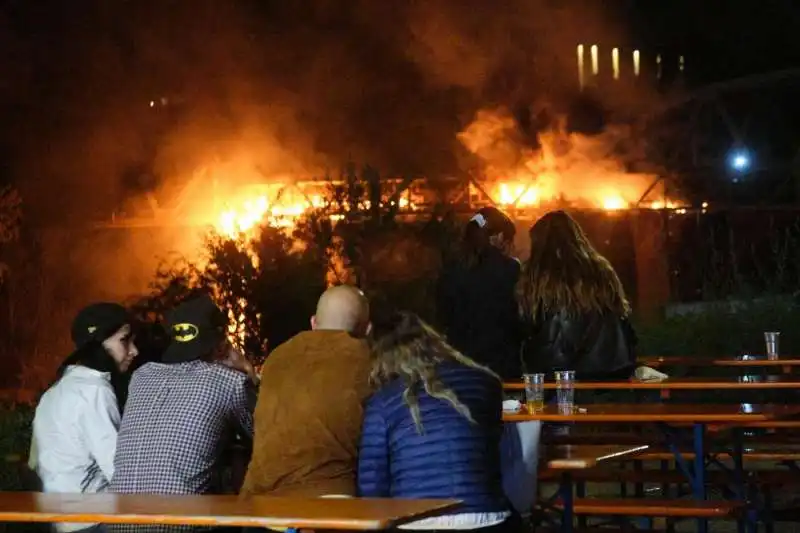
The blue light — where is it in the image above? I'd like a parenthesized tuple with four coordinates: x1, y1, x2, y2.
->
(728, 149, 751, 172)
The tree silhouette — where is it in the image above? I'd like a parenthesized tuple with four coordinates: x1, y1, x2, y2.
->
(133, 165, 456, 364)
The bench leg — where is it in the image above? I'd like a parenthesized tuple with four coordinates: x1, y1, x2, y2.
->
(575, 480, 587, 529)
(692, 423, 708, 533)
(764, 486, 775, 533)
(559, 471, 573, 533)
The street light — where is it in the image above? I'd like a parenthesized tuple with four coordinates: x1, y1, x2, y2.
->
(728, 149, 752, 173)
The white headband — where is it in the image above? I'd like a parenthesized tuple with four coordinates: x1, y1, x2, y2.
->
(470, 213, 487, 228)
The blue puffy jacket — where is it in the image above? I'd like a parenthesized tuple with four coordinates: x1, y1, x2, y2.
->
(357, 361, 509, 514)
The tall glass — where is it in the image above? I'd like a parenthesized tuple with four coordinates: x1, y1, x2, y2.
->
(522, 373, 545, 412)
(555, 370, 576, 414)
(764, 332, 780, 360)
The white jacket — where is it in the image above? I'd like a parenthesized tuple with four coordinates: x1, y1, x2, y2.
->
(31, 365, 120, 532)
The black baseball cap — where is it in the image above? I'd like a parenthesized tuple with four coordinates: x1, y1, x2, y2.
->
(71, 303, 130, 348)
(161, 294, 228, 364)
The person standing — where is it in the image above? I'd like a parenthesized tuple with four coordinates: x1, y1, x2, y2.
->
(436, 206, 522, 381)
(517, 210, 637, 386)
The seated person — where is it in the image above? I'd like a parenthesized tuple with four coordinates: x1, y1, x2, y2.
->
(108, 293, 256, 533)
(358, 311, 515, 533)
(31, 303, 138, 533)
(240, 285, 372, 497)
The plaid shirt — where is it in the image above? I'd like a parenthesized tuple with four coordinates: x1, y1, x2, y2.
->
(108, 360, 255, 533)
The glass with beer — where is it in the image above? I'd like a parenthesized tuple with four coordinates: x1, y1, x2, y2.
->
(523, 373, 545, 412)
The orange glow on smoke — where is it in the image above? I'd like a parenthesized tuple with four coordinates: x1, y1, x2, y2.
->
(458, 108, 686, 212)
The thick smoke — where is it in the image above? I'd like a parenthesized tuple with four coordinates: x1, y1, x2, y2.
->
(3, 0, 643, 214)
(0, 0, 650, 301)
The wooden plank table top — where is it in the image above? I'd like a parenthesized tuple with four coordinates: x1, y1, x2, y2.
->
(544, 444, 650, 469)
(0, 493, 461, 530)
(503, 375, 800, 390)
(503, 403, 800, 423)
(639, 356, 800, 368)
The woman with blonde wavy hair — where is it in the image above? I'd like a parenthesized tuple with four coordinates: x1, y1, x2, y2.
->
(357, 311, 517, 533)
(517, 210, 636, 382)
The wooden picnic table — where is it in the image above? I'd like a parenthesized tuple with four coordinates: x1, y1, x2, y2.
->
(503, 375, 800, 391)
(503, 402, 800, 423)
(543, 444, 649, 469)
(639, 356, 800, 372)
(539, 444, 650, 533)
(506, 403, 800, 533)
(0, 493, 461, 530)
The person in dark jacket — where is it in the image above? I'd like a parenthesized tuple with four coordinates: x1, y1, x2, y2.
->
(437, 206, 522, 381)
(517, 210, 637, 386)
(358, 311, 515, 533)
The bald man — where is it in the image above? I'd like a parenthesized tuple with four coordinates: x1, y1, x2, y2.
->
(311, 285, 371, 335)
(240, 286, 373, 497)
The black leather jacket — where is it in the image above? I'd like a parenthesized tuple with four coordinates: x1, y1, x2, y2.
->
(520, 309, 637, 380)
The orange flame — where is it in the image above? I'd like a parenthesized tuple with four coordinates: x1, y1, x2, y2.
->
(459, 107, 686, 211)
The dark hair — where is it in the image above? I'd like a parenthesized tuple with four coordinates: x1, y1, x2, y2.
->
(38, 336, 126, 410)
(54, 341, 121, 381)
(459, 206, 516, 268)
(517, 210, 630, 318)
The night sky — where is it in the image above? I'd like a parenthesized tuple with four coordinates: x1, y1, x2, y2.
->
(1, 0, 800, 222)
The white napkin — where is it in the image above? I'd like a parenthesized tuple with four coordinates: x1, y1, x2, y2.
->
(634, 365, 669, 382)
(502, 399, 522, 412)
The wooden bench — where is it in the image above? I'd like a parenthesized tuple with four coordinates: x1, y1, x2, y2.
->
(546, 498, 741, 518)
(539, 466, 800, 487)
(536, 525, 663, 533)
(635, 448, 800, 462)
(542, 428, 800, 444)
(0, 493, 460, 530)
(537, 444, 745, 532)
(543, 445, 650, 469)
(541, 432, 800, 462)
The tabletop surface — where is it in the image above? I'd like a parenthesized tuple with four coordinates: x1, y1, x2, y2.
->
(544, 444, 650, 469)
(0, 493, 461, 530)
(503, 403, 800, 423)
(639, 356, 800, 367)
(504, 375, 800, 390)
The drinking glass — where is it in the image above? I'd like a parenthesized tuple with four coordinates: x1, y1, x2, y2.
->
(764, 332, 780, 360)
(554, 370, 576, 413)
(522, 373, 545, 412)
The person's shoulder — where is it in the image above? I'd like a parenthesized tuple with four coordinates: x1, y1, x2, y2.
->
(131, 361, 163, 377)
(440, 362, 500, 389)
(499, 252, 521, 276)
(368, 378, 403, 408)
(203, 361, 250, 385)
(260, 331, 309, 364)
(59, 367, 114, 395)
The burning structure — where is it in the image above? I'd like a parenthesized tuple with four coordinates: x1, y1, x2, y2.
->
(102, 106, 686, 240)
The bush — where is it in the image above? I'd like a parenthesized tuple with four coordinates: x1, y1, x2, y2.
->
(133, 165, 456, 362)
(636, 298, 800, 359)
(0, 403, 33, 491)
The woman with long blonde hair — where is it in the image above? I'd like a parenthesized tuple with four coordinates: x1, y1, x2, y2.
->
(517, 210, 636, 380)
(357, 311, 517, 533)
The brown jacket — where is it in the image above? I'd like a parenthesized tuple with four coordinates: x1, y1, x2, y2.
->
(240, 330, 373, 497)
